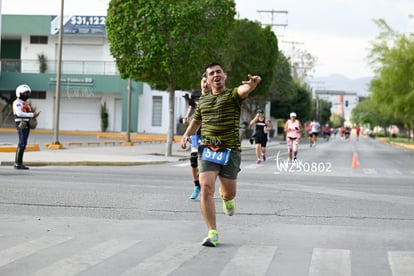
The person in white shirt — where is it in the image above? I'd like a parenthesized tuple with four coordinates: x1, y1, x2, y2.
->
(12, 84, 40, 169)
(310, 118, 320, 147)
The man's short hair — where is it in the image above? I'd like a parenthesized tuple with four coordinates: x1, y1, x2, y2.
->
(205, 62, 223, 72)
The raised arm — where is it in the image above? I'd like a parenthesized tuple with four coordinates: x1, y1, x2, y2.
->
(237, 74, 262, 100)
(248, 113, 259, 128)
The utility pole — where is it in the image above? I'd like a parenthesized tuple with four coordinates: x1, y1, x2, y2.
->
(280, 40, 304, 61)
(257, 9, 288, 36)
(51, 0, 64, 149)
(281, 40, 304, 51)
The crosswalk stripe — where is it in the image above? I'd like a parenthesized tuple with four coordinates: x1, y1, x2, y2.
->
(385, 169, 401, 175)
(2, 233, 413, 276)
(30, 239, 139, 276)
(173, 163, 189, 167)
(243, 164, 262, 169)
(219, 245, 277, 276)
(121, 242, 202, 276)
(0, 235, 72, 267)
(363, 168, 377, 174)
(388, 251, 414, 276)
(308, 248, 351, 276)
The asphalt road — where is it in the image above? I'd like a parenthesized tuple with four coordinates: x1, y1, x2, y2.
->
(0, 135, 413, 276)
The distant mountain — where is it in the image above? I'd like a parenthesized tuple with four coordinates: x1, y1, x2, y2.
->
(312, 74, 373, 97)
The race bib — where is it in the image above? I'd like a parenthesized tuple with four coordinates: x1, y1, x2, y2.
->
(201, 146, 231, 165)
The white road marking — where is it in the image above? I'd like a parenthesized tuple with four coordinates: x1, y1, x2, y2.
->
(388, 251, 414, 276)
(219, 245, 277, 276)
(308, 248, 351, 276)
(30, 239, 139, 276)
(121, 242, 202, 276)
(0, 235, 72, 267)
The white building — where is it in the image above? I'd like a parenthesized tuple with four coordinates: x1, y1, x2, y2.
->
(0, 14, 189, 134)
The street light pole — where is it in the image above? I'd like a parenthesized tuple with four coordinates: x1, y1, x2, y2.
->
(52, 0, 64, 148)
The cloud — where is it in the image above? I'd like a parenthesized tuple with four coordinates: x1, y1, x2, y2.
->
(236, 0, 414, 78)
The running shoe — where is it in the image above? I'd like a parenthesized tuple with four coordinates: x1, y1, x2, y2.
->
(262, 154, 266, 161)
(202, 229, 219, 247)
(223, 198, 236, 216)
(190, 186, 200, 200)
(256, 159, 261, 164)
(219, 188, 236, 216)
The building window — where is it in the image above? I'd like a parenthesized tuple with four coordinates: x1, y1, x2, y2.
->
(152, 96, 162, 127)
(30, 91, 46, 99)
(30, 36, 48, 44)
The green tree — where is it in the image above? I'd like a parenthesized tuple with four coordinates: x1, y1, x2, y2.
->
(106, 0, 236, 155)
(271, 80, 312, 121)
(268, 51, 312, 122)
(217, 19, 278, 117)
(268, 52, 296, 118)
(330, 113, 344, 128)
(351, 96, 393, 135)
(100, 102, 109, 132)
(294, 82, 313, 121)
(316, 98, 331, 124)
(226, 19, 278, 97)
(368, 18, 414, 139)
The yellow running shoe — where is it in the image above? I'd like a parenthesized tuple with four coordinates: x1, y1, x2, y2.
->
(219, 188, 236, 216)
(202, 229, 219, 247)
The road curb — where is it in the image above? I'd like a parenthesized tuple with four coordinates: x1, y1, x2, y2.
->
(0, 161, 169, 167)
(375, 137, 414, 151)
(0, 155, 189, 167)
(0, 144, 41, 152)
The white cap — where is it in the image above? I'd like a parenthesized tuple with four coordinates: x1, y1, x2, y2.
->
(290, 112, 297, 117)
(16, 84, 31, 97)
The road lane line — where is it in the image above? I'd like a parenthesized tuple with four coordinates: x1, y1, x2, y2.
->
(173, 163, 189, 167)
(219, 245, 277, 276)
(0, 235, 72, 267)
(308, 248, 351, 276)
(385, 169, 402, 175)
(363, 168, 377, 174)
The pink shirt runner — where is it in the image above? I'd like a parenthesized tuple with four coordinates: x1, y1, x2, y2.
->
(286, 120, 300, 138)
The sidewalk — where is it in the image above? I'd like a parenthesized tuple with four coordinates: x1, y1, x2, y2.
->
(0, 128, 189, 166)
(0, 143, 189, 166)
(0, 128, 259, 166)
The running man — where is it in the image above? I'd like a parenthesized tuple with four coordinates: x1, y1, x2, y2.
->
(310, 118, 320, 147)
(181, 62, 261, 247)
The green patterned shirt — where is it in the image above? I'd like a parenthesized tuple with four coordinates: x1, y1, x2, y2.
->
(194, 88, 243, 151)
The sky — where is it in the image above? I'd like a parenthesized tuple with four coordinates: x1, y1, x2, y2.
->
(2, 0, 414, 80)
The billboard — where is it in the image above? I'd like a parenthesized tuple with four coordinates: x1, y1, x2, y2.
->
(51, 15, 106, 35)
